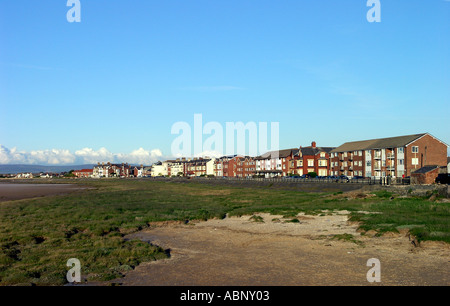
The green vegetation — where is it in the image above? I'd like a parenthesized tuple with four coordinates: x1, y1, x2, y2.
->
(0, 179, 448, 285)
(331, 233, 364, 246)
(249, 215, 264, 223)
(285, 218, 301, 223)
(307, 172, 317, 178)
(63, 170, 76, 178)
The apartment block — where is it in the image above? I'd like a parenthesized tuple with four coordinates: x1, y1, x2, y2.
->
(330, 133, 448, 178)
(290, 142, 335, 177)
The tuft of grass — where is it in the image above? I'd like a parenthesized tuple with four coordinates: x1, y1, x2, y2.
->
(249, 215, 264, 223)
(285, 218, 301, 223)
(331, 233, 364, 245)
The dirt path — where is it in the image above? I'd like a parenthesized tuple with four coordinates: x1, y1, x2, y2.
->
(113, 212, 449, 286)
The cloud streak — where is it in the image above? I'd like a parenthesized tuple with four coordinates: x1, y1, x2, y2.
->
(0, 145, 164, 166)
(178, 86, 244, 92)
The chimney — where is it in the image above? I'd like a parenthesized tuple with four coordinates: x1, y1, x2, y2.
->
(312, 141, 316, 148)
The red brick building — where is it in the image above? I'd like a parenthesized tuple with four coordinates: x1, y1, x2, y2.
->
(290, 142, 334, 177)
(236, 156, 256, 178)
(410, 166, 441, 184)
(330, 133, 448, 178)
(73, 169, 93, 178)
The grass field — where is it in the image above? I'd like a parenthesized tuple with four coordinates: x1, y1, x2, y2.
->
(0, 179, 449, 285)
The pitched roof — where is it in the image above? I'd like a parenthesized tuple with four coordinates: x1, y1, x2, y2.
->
(298, 146, 335, 156)
(256, 148, 298, 160)
(331, 133, 427, 153)
(412, 165, 439, 174)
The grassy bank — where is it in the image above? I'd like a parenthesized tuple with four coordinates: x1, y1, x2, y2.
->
(0, 179, 448, 285)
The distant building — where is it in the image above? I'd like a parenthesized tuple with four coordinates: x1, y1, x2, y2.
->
(291, 142, 335, 177)
(255, 149, 298, 178)
(92, 162, 132, 178)
(15, 173, 33, 179)
(184, 158, 212, 177)
(131, 165, 144, 177)
(151, 161, 167, 177)
(168, 160, 185, 177)
(73, 169, 93, 178)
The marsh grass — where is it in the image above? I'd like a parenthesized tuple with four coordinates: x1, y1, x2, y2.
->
(0, 179, 448, 285)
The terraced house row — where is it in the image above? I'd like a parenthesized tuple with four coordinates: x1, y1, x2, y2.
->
(154, 133, 447, 179)
(73, 133, 448, 179)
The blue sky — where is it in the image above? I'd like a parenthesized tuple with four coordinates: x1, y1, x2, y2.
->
(0, 0, 449, 164)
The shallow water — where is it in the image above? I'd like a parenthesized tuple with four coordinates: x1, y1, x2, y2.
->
(0, 183, 85, 202)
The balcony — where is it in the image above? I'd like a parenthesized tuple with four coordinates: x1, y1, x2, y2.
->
(373, 154, 382, 160)
(387, 154, 395, 159)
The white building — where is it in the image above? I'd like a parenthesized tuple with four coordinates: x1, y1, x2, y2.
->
(206, 158, 216, 176)
(151, 162, 168, 177)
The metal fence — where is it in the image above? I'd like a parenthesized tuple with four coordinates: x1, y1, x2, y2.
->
(164, 176, 411, 185)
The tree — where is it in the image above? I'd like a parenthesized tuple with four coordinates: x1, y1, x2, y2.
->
(64, 170, 76, 178)
(308, 172, 317, 178)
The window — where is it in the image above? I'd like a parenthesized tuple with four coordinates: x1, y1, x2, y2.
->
(398, 159, 404, 166)
(307, 159, 314, 167)
(398, 147, 404, 154)
(412, 146, 419, 153)
(412, 158, 419, 165)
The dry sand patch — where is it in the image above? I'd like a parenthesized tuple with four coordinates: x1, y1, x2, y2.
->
(111, 211, 450, 286)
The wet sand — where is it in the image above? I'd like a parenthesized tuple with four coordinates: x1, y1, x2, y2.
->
(0, 183, 87, 202)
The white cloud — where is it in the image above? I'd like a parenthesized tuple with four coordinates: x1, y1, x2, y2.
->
(194, 150, 223, 158)
(116, 148, 163, 165)
(0, 145, 164, 165)
(0, 145, 76, 165)
(29, 149, 76, 165)
(74, 147, 114, 164)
